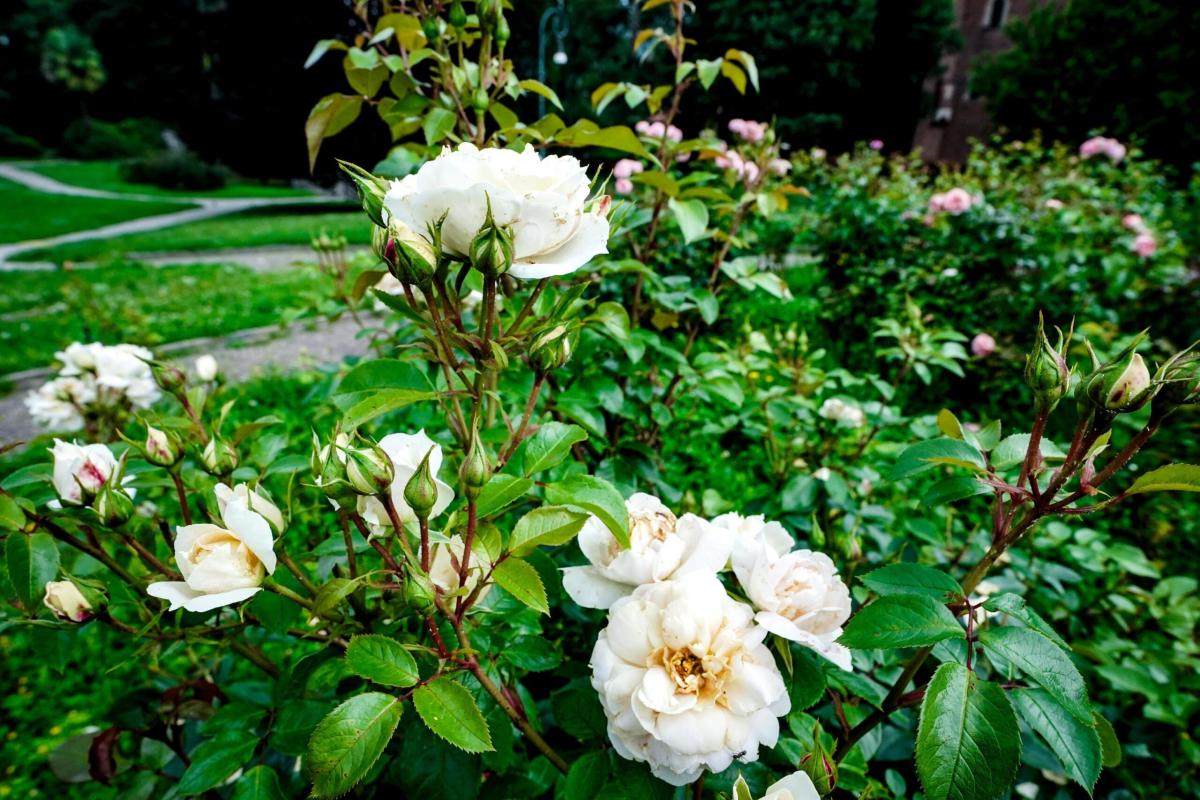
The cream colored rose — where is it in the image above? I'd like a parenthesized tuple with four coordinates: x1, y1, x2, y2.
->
(357, 430, 454, 528)
(756, 772, 821, 800)
(383, 143, 611, 280)
(214, 482, 286, 535)
(44, 581, 93, 622)
(732, 547, 852, 670)
(429, 534, 493, 603)
(818, 398, 865, 427)
(562, 493, 732, 610)
(25, 376, 95, 430)
(590, 573, 790, 786)
(147, 500, 277, 613)
(710, 511, 794, 571)
(49, 440, 118, 505)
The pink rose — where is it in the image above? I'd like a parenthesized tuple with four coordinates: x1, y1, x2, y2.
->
(768, 158, 792, 175)
(1080, 136, 1125, 162)
(612, 158, 644, 179)
(729, 118, 766, 142)
(940, 187, 975, 215)
(1122, 213, 1145, 232)
(971, 333, 996, 358)
(1044, 198, 1064, 210)
(728, 119, 747, 135)
(615, 178, 634, 195)
(869, 139, 884, 150)
(743, 161, 761, 185)
(1133, 232, 1157, 258)
(666, 124, 683, 142)
(635, 120, 651, 135)
(928, 193, 947, 214)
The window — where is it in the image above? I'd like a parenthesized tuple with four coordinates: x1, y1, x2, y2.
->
(985, 0, 1009, 30)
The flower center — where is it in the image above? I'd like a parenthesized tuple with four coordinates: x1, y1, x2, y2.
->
(654, 646, 732, 705)
(189, 530, 261, 576)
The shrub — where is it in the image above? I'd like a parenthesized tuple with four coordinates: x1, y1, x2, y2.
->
(119, 150, 228, 191)
(62, 117, 165, 159)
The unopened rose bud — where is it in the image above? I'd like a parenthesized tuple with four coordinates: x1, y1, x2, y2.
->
(338, 161, 390, 229)
(459, 435, 491, 501)
(470, 198, 514, 279)
(151, 361, 187, 394)
(313, 432, 357, 506)
(93, 482, 135, 527)
(43, 580, 94, 622)
(144, 425, 183, 467)
(448, 0, 467, 29)
(494, 11, 510, 45)
(529, 325, 575, 373)
(405, 572, 436, 612)
(201, 436, 238, 477)
(1151, 351, 1200, 422)
(1024, 315, 1071, 413)
(344, 439, 395, 495)
(421, 15, 440, 41)
(404, 447, 440, 520)
(799, 726, 838, 795)
(1082, 347, 1155, 414)
(470, 87, 489, 113)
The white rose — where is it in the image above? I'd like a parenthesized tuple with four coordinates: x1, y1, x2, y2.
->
(357, 430, 454, 528)
(429, 534, 494, 602)
(55, 342, 102, 374)
(195, 354, 219, 382)
(562, 493, 732, 610)
(50, 440, 118, 504)
(710, 511, 794, 570)
(818, 398, 865, 428)
(383, 143, 612, 280)
(739, 771, 821, 800)
(733, 547, 852, 670)
(25, 376, 95, 431)
(44, 580, 93, 622)
(590, 573, 790, 786)
(214, 482, 286, 535)
(147, 500, 277, 613)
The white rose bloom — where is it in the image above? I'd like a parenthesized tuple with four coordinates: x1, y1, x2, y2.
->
(383, 143, 612, 280)
(92, 344, 159, 407)
(55, 342, 102, 374)
(195, 354, 219, 381)
(562, 493, 732, 610)
(214, 483, 286, 535)
(25, 376, 96, 430)
(357, 430, 454, 527)
(429, 534, 493, 602)
(732, 547, 852, 670)
(748, 772, 821, 800)
(49, 440, 118, 504)
(590, 573, 790, 786)
(44, 580, 93, 622)
(147, 500, 277, 612)
(710, 511, 793, 571)
(818, 398, 865, 428)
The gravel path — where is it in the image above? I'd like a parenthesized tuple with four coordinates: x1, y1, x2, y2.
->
(0, 315, 374, 447)
(0, 163, 336, 267)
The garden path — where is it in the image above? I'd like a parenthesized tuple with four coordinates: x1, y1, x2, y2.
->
(0, 315, 374, 446)
(0, 163, 334, 267)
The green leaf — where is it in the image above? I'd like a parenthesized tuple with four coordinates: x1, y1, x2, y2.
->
(785, 645, 828, 711)
(1095, 713, 1121, 767)
(491, 557, 549, 614)
(922, 475, 990, 506)
(1010, 688, 1101, 793)
(345, 634, 420, 688)
(518, 79, 563, 110)
(413, 677, 494, 753)
(313, 577, 359, 616)
(982, 593, 1068, 649)
(631, 171, 680, 197)
(543, 475, 629, 548)
(554, 120, 655, 161)
(507, 505, 590, 556)
(306, 692, 404, 799)
(305, 93, 364, 171)
(860, 564, 963, 602)
(396, 713, 482, 800)
(980, 626, 1090, 722)
(552, 683, 607, 741)
(565, 751, 611, 800)
(270, 699, 332, 756)
(991, 433, 1066, 471)
(916, 663, 1021, 800)
(1125, 463, 1200, 494)
(231, 765, 286, 800)
(6, 532, 59, 611)
(305, 38, 348, 69)
(890, 438, 986, 481)
(520, 422, 588, 476)
(342, 388, 438, 429)
(668, 197, 709, 244)
(336, 359, 427, 394)
(476, 474, 534, 518)
(0, 494, 26, 531)
(177, 736, 257, 796)
(423, 106, 457, 145)
(724, 48, 759, 91)
(839, 595, 964, 650)
(696, 58, 722, 89)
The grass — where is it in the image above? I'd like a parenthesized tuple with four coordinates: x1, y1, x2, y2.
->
(25, 159, 319, 199)
(0, 176, 193, 245)
(0, 261, 329, 374)
(13, 206, 369, 263)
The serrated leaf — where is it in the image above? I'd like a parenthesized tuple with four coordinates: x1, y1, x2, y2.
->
(668, 197, 708, 244)
(923, 476, 990, 506)
(980, 626, 1090, 722)
(1094, 713, 1121, 767)
(1125, 463, 1200, 494)
(982, 593, 1068, 649)
(307, 692, 403, 799)
(0, 494, 26, 531)
(475, 474, 534, 518)
(6, 532, 59, 611)
(1010, 688, 1101, 793)
(492, 557, 548, 614)
(345, 635, 419, 688)
(860, 564, 963, 601)
(890, 438, 985, 481)
(177, 736, 257, 796)
(542, 475, 629, 548)
(520, 422, 588, 476)
(916, 663, 1021, 800)
(231, 764, 286, 800)
(565, 750, 610, 800)
(839, 594, 964, 650)
(507, 506, 590, 556)
(313, 577, 358, 616)
(552, 683, 607, 741)
(413, 678, 493, 753)
(342, 388, 437, 429)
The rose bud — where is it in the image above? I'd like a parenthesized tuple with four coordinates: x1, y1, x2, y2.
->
(403, 447, 440, 521)
(529, 324, 576, 373)
(470, 199, 515, 279)
(200, 436, 239, 477)
(50, 440, 117, 505)
(150, 360, 187, 394)
(1023, 316, 1071, 413)
(1082, 347, 1155, 414)
(43, 580, 95, 622)
(338, 160, 390, 229)
(94, 482, 135, 528)
(344, 439, 396, 496)
(1150, 351, 1200, 422)
(458, 434, 491, 501)
(144, 425, 184, 468)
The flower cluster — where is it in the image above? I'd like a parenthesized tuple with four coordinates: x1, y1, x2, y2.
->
(818, 397, 866, 428)
(26, 342, 160, 431)
(635, 119, 683, 143)
(712, 120, 791, 188)
(1079, 135, 1126, 162)
(1122, 213, 1157, 258)
(569, 493, 851, 784)
(928, 187, 978, 216)
(728, 118, 768, 143)
(612, 158, 645, 195)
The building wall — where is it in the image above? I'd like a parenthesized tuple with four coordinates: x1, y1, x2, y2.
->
(912, 0, 1049, 162)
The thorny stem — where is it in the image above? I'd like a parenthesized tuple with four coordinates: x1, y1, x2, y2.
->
(265, 581, 313, 610)
(499, 373, 545, 466)
(229, 639, 280, 678)
(278, 551, 318, 595)
(119, 533, 179, 579)
(503, 278, 548, 336)
(455, 501, 479, 617)
(170, 471, 192, 526)
(419, 516, 431, 573)
(380, 496, 420, 567)
(40, 517, 142, 587)
(349, 511, 403, 574)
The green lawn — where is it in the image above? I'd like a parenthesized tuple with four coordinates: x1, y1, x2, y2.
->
(25, 160, 319, 199)
(0, 176, 193, 245)
(0, 261, 328, 374)
(13, 206, 369, 262)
